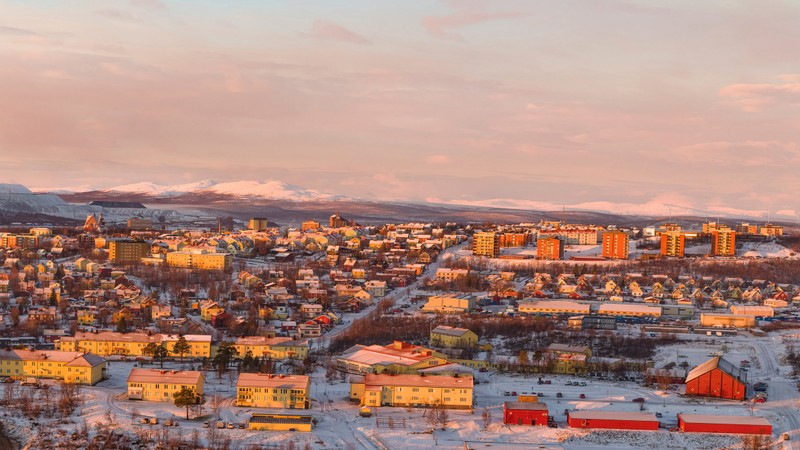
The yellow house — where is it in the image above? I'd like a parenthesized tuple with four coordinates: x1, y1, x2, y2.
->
(236, 373, 310, 409)
(200, 301, 225, 323)
(77, 310, 97, 326)
(0, 349, 106, 385)
(127, 368, 204, 402)
(248, 414, 313, 432)
(430, 326, 478, 349)
(231, 337, 309, 360)
(350, 374, 473, 410)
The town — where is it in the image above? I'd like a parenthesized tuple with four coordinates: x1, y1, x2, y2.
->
(0, 211, 797, 449)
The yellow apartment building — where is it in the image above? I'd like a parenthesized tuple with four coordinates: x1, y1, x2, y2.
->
(350, 374, 473, 409)
(0, 349, 106, 385)
(108, 240, 150, 264)
(231, 336, 309, 360)
(57, 331, 212, 358)
(127, 368, 204, 402)
(236, 373, 310, 409)
(430, 326, 478, 349)
(166, 251, 232, 271)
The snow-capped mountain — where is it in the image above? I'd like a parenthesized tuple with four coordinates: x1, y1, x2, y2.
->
(104, 180, 349, 201)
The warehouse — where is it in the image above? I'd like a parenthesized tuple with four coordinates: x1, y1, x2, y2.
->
(678, 414, 771, 435)
(685, 356, 748, 400)
(503, 402, 548, 426)
(567, 411, 659, 430)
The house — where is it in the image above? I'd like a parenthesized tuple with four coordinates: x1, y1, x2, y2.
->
(299, 303, 323, 319)
(127, 368, 204, 402)
(349, 374, 473, 409)
(200, 301, 224, 322)
(236, 373, 310, 409)
(430, 326, 478, 349)
(231, 336, 309, 360)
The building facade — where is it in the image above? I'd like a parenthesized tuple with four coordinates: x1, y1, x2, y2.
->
(350, 374, 473, 409)
(537, 237, 564, 260)
(660, 232, 685, 257)
(472, 232, 500, 257)
(236, 373, 310, 409)
(601, 231, 629, 259)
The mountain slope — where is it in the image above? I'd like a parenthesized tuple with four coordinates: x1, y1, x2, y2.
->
(103, 179, 348, 201)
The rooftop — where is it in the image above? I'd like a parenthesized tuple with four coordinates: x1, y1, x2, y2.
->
(127, 368, 203, 385)
(678, 414, 770, 426)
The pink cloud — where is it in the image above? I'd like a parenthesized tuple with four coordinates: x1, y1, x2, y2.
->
(425, 154, 451, 164)
(422, 12, 525, 41)
(719, 78, 800, 111)
(307, 20, 370, 45)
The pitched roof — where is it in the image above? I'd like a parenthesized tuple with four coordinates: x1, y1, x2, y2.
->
(431, 325, 473, 337)
(127, 368, 203, 385)
(685, 356, 748, 385)
(362, 373, 473, 389)
(237, 373, 309, 390)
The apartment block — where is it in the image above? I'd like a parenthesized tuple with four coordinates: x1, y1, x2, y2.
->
(350, 374, 473, 409)
(537, 237, 564, 260)
(166, 251, 232, 270)
(472, 232, 500, 257)
(711, 229, 736, 256)
(109, 240, 150, 264)
(236, 373, 310, 409)
(0, 349, 106, 385)
(601, 231, 629, 259)
(127, 368, 204, 402)
(660, 231, 685, 257)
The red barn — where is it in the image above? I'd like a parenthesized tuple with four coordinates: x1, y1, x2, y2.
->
(678, 414, 771, 435)
(567, 411, 659, 430)
(685, 356, 748, 400)
(503, 402, 548, 426)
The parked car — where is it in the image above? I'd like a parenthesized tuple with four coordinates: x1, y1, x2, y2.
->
(579, 382, 587, 387)
(203, 421, 210, 428)
(504, 391, 511, 396)
(556, 392, 563, 398)
(565, 381, 573, 386)
(655, 412, 662, 418)
(632, 398, 645, 403)
(479, 368, 488, 373)
(511, 391, 517, 396)
(753, 397, 766, 404)
(227, 423, 235, 429)
(216, 421, 225, 429)
(579, 393, 586, 399)
(545, 380, 552, 384)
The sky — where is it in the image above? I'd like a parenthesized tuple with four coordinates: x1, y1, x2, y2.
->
(1, 0, 799, 217)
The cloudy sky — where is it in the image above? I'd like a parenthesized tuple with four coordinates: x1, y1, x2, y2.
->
(1, 0, 799, 216)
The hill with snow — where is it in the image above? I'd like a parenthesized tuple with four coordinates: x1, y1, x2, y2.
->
(103, 180, 348, 202)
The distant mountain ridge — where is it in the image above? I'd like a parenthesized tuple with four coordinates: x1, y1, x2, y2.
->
(97, 179, 349, 202)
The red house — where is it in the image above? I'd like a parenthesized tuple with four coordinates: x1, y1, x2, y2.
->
(503, 402, 548, 426)
(684, 356, 748, 400)
(678, 414, 771, 435)
(567, 411, 659, 430)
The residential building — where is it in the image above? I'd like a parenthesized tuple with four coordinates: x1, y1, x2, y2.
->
(434, 268, 469, 282)
(498, 232, 530, 248)
(349, 374, 473, 409)
(108, 240, 150, 264)
(430, 326, 478, 349)
(57, 332, 212, 358)
(537, 237, 564, 260)
(711, 229, 736, 256)
(601, 231, 629, 260)
(248, 218, 270, 231)
(166, 251, 232, 270)
(127, 368, 204, 402)
(472, 232, 500, 257)
(236, 373, 310, 409)
(301, 220, 321, 231)
(0, 349, 106, 385)
(127, 218, 152, 231)
(329, 212, 350, 228)
(760, 223, 783, 236)
(736, 223, 758, 235)
(660, 231, 685, 257)
(231, 336, 309, 360)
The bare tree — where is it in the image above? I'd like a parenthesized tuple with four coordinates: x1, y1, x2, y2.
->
(481, 407, 492, 431)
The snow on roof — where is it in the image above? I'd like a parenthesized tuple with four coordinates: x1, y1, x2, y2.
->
(569, 411, 658, 422)
(685, 356, 747, 384)
(597, 303, 661, 314)
(237, 373, 308, 390)
(519, 300, 591, 312)
(431, 325, 473, 337)
(504, 401, 548, 411)
(127, 368, 203, 385)
(362, 374, 473, 389)
(0, 349, 106, 366)
(678, 414, 770, 426)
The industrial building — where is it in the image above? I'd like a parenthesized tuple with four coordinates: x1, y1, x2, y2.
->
(503, 402, 548, 426)
(685, 356, 748, 400)
(677, 414, 771, 435)
(567, 411, 659, 430)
